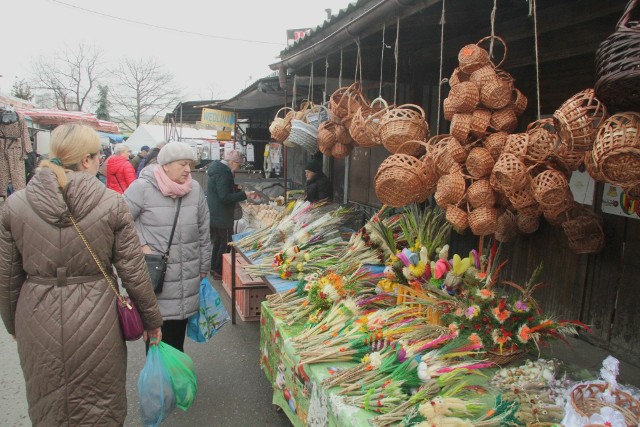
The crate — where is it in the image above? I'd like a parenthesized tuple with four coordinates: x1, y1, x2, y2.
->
(235, 286, 271, 321)
(396, 284, 444, 325)
(221, 253, 265, 296)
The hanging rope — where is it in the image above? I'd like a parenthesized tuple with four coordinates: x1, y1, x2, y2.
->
(379, 23, 386, 97)
(324, 56, 329, 103)
(308, 62, 314, 102)
(394, 17, 400, 105)
(530, 0, 542, 120)
(339, 48, 343, 88)
(292, 74, 297, 109)
(354, 38, 361, 84)
(489, 0, 498, 59)
(357, 38, 363, 86)
(436, 0, 447, 135)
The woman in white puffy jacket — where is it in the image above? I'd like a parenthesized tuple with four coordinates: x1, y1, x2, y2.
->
(124, 141, 211, 352)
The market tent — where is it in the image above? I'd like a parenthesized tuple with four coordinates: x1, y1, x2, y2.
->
(15, 108, 120, 133)
(126, 124, 218, 153)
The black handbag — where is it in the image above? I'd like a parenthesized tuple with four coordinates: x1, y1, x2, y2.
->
(145, 198, 182, 293)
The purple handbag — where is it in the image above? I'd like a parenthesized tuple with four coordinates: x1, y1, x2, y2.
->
(69, 214, 145, 341)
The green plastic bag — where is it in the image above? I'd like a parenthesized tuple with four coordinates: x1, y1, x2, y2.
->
(157, 342, 197, 410)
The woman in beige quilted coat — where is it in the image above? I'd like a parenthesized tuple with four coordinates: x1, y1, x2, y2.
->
(0, 124, 163, 426)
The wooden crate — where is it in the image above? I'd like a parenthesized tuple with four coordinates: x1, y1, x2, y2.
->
(221, 253, 265, 296)
(235, 286, 271, 321)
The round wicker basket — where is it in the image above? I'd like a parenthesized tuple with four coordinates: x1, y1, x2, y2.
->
(553, 88, 609, 152)
(512, 88, 528, 116)
(480, 79, 512, 110)
(569, 383, 640, 425)
(467, 179, 496, 208)
(470, 109, 492, 138)
(448, 81, 480, 113)
(447, 136, 469, 163)
(269, 107, 294, 142)
(380, 104, 430, 154)
(466, 147, 495, 178)
(288, 119, 318, 155)
(495, 210, 518, 243)
(458, 35, 507, 73)
(469, 64, 497, 91)
(468, 206, 499, 236)
(446, 204, 469, 233)
(435, 171, 467, 206)
(484, 132, 509, 160)
(450, 113, 473, 142)
(492, 153, 529, 191)
(375, 154, 430, 207)
(562, 210, 606, 254)
(349, 97, 390, 148)
(504, 133, 530, 158)
(516, 212, 541, 234)
(490, 107, 518, 133)
(593, 112, 640, 187)
(532, 169, 570, 207)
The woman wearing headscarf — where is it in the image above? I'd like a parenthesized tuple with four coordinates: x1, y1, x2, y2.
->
(206, 149, 252, 279)
(0, 123, 163, 426)
(124, 141, 211, 352)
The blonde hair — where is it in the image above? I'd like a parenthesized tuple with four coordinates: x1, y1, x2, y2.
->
(40, 123, 101, 188)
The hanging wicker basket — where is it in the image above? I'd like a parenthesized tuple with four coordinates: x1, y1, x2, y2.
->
(527, 127, 557, 161)
(375, 154, 430, 207)
(331, 142, 352, 159)
(447, 136, 469, 163)
(469, 64, 498, 91)
(435, 171, 467, 207)
(470, 109, 492, 138)
(446, 204, 469, 233)
(516, 212, 541, 234)
(329, 83, 358, 121)
(492, 153, 529, 191)
(447, 81, 480, 113)
(595, 0, 640, 112)
(495, 210, 518, 243)
(480, 78, 512, 110)
(269, 107, 294, 142)
(349, 97, 391, 148)
(288, 119, 318, 154)
(449, 67, 470, 87)
(532, 169, 570, 207)
(484, 131, 509, 160)
(504, 133, 530, 158)
(553, 89, 609, 151)
(305, 104, 330, 129)
(505, 186, 537, 211)
(467, 179, 496, 208)
(593, 112, 640, 187)
(468, 206, 499, 236)
(490, 107, 518, 133)
(512, 88, 528, 116)
(466, 147, 495, 178)
(585, 150, 607, 182)
(458, 35, 507, 73)
(380, 104, 430, 153)
(450, 113, 473, 142)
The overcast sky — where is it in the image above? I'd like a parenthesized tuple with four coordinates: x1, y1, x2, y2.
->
(2, 0, 354, 102)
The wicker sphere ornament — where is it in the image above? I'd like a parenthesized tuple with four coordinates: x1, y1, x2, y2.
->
(553, 88, 608, 152)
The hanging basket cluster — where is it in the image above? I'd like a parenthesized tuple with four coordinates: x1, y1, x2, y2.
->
(268, 101, 330, 155)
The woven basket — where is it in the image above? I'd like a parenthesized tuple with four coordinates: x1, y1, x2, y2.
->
(480, 78, 512, 110)
(486, 349, 526, 366)
(495, 210, 518, 242)
(470, 109, 492, 138)
(527, 128, 557, 161)
(446, 204, 469, 233)
(269, 107, 294, 142)
(469, 64, 497, 91)
(484, 132, 509, 160)
(380, 104, 429, 154)
(317, 120, 344, 153)
(375, 154, 430, 207)
(553, 89, 609, 151)
(349, 97, 390, 148)
(305, 104, 330, 129)
(458, 35, 507, 73)
(556, 141, 585, 171)
(512, 88, 528, 116)
(532, 169, 570, 207)
(562, 210, 606, 254)
(288, 119, 318, 154)
(449, 67, 470, 87)
(427, 135, 457, 177)
(443, 97, 455, 121)
(516, 212, 541, 234)
(329, 83, 359, 121)
(450, 113, 473, 142)
(585, 151, 607, 182)
(468, 206, 499, 236)
(435, 171, 467, 206)
(342, 88, 370, 131)
(447, 136, 469, 163)
(593, 112, 640, 186)
(466, 147, 495, 178)
(506, 186, 537, 210)
(490, 107, 518, 133)
(595, 0, 640, 112)
(331, 142, 352, 159)
(447, 81, 480, 113)
(504, 133, 530, 158)
(467, 179, 496, 208)
(570, 383, 640, 425)
(492, 153, 529, 191)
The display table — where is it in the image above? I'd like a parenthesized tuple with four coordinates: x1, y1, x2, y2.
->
(260, 303, 377, 427)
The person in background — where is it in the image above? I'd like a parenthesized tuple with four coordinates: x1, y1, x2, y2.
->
(124, 142, 211, 352)
(130, 145, 150, 172)
(305, 158, 332, 202)
(106, 144, 136, 194)
(206, 149, 252, 279)
(0, 123, 162, 426)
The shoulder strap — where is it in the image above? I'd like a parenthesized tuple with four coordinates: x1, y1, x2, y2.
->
(68, 214, 130, 308)
(164, 197, 182, 257)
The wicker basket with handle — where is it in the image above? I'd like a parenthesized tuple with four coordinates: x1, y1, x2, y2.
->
(469, 63, 497, 91)
(269, 107, 294, 142)
(446, 203, 469, 233)
(516, 212, 541, 234)
(466, 147, 495, 178)
(512, 88, 528, 116)
(562, 208, 606, 254)
(380, 104, 430, 154)
(503, 133, 530, 158)
(532, 169, 570, 208)
(492, 153, 529, 191)
(495, 210, 518, 243)
(484, 131, 509, 160)
(553, 89, 608, 151)
(470, 109, 492, 138)
(447, 81, 480, 114)
(435, 170, 467, 207)
(593, 112, 640, 187)
(458, 35, 507, 73)
(569, 382, 640, 425)
(480, 77, 512, 110)
(375, 153, 430, 207)
(349, 97, 391, 148)
(490, 107, 518, 133)
(450, 113, 473, 142)
(467, 179, 496, 208)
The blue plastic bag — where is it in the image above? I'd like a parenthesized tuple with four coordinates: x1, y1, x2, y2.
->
(157, 342, 198, 411)
(187, 277, 230, 343)
(138, 345, 176, 427)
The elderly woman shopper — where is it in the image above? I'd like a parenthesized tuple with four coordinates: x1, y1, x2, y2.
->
(124, 141, 211, 352)
(207, 149, 252, 279)
(0, 123, 163, 426)
(106, 143, 136, 194)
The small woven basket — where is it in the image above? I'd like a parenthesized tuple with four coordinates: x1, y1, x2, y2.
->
(585, 150, 607, 182)
(449, 67, 470, 87)
(495, 210, 518, 243)
(480, 79, 512, 110)
(331, 142, 352, 159)
(269, 107, 294, 142)
(380, 104, 430, 154)
(570, 383, 640, 425)
(447, 81, 480, 113)
(593, 112, 640, 187)
(466, 147, 495, 178)
(450, 113, 473, 142)
(329, 83, 359, 121)
(492, 153, 529, 192)
(484, 132, 509, 160)
(504, 133, 530, 158)
(470, 109, 492, 138)
(446, 204, 469, 233)
(532, 169, 570, 207)
(490, 107, 518, 133)
(485, 349, 526, 366)
(506, 186, 537, 210)
(556, 142, 585, 171)
(516, 212, 541, 234)
(512, 88, 528, 116)
(469, 63, 498, 91)
(318, 121, 350, 153)
(468, 206, 499, 236)
(435, 171, 467, 206)
(467, 179, 496, 208)
(595, 0, 640, 112)
(443, 97, 455, 121)
(458, 35, 507, 73)
(553, 89, 609, 151)
(527, 127, 558, 161)
(375, 154, 430, 207)
(447, 136, 469, 163)
(562, 209, 606, 254)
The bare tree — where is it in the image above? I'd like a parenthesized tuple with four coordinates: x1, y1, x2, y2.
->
(30, 43, 103, 111)
(110, 57, 181, 132)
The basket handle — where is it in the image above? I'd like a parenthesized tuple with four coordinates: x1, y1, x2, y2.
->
(617, 0, 640, 29)
(275, 106, 294, 118)
(370, 97, 389, 110)
(396, 104, 427, 119)
(476, 35, 508, 69)
(396, 139, 429, 155)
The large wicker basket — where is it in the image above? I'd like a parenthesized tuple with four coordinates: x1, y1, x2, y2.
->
(553, 89, 609, 152)
(593, 112, 640, 187)
(288, 119, 318, 155)
(375, 154, 430, 207)
(380, 104, 430, 153)
(570, 382, 640, 426)
(349, 97, 391, 148)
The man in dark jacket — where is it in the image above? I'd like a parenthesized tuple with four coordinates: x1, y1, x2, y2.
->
(206, 149, 252, 278)
(129, 145, 149, 172)
(137, 141, 166, 176)
(304, 159, 332, 202)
